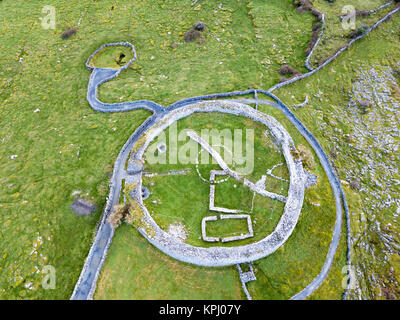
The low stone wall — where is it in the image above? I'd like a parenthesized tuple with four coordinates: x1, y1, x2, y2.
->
(201, 216, 219, 242)
(269, 4, 400, 92)
(243, 178, 288, 202)
(85, 42, 137, 72)
(305, 14, 325, 72)
(131, 100, 307, 267)
(208, 170, 243, 214)
(187, 131, 241, 181)
(70, 115, 158, 300)
(220, 214, 254, 243)
(85, 42, 164, 114)
(237, 263, 257, 300)
(69, 6, 400, 293)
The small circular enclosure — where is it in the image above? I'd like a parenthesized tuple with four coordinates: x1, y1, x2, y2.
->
(86, 42, 137, 70)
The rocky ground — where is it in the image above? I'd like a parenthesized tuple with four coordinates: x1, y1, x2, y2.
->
(325, 63, 400, 299)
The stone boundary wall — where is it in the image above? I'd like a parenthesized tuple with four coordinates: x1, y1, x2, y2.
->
(131, 100, 307, 267)
(74, 75, 353, 298)
(201, 216, 219, 242)
(86, 68, 164, 114)
(339, 1, 393, 19)
(305, 14, 326, 72)
(208, 170, 243, 213)
(220, 214, 254, 243)
(243, 178, 288, 202)
(71, 4, 400, 295)
(201, 214, 254, 243)
(246, 95, 348, 300)
(70, 115, 158, 299)
(292, 95, 309, 108)
(85, 42, 137, 72)
(187, 131, 241, 181)
(237, 264, 256, 300)
(85, 42, 164, 114)
(269, 4, 400, 92)
(209, 184, 242, 214)
(204, 96, 352, 299)
(74, 74, 354, 299)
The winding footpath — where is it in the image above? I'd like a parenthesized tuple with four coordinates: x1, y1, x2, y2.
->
(71, 4, 400, 300)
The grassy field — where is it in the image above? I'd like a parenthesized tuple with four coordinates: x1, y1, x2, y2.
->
(310, 0, 395, 68)
(140, 112, 288, 247)
(95, 224, 243, 300)
(97, 103, 345, 299)
(0, 0, 312, 300)
(97, 0, 315, 105)
(0, 0, 152, 299)
(0, 0, 398, 300)
(274, 7, 400, 299)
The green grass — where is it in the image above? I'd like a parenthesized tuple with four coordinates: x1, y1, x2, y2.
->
(202, 217, 251, 239)
(98, 0, 315, 105)
(0, 0, 152, 299)
(240, 103, 346, 300)
(94, 224, 243, 300)
(273, 8, 400, 299)
(0, 0, 309, 300)
(140, 112, 289, 247)
(103, 102, 346, 300)
(1, 0, 398, 300)
(213, 177, 254, 211)
(310, 0, 396, 67)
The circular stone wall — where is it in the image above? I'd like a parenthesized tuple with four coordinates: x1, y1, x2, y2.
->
(129, 100, 307, 267)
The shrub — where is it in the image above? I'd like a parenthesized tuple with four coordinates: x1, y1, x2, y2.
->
(310, 9, 322, 21)
(312, 22, 322, 32)
(358, 100, 371, 108)
(356, 10, 372, 18)
(349, 25, 368, 39)
(115, 52, 126, 66)
(349, 180, 361, 191)
(279, 64, 300, 76)
(193, 21, 206, 31)
(297, 144, 315, 169)
(61, 28, 77, 39)
(184, 29, 201, 42)
(108, 203, 130, 229)
(305, 26, 322, 55)
(318, 57, 329, 67)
